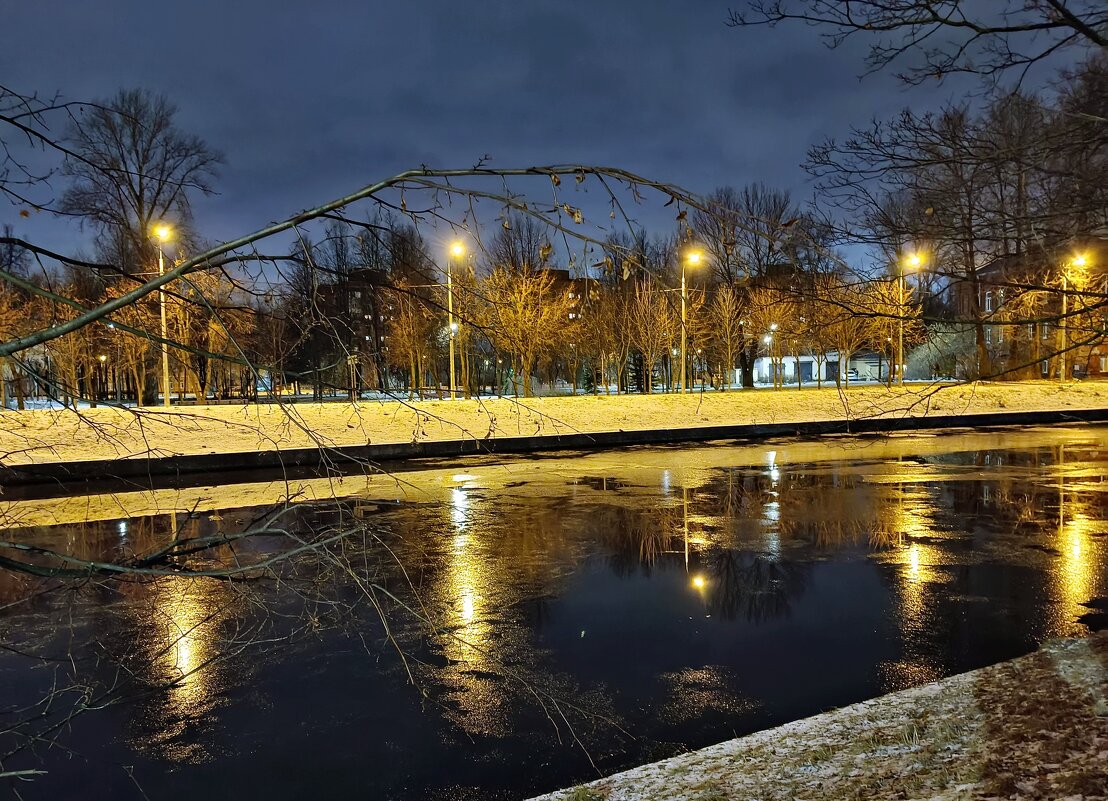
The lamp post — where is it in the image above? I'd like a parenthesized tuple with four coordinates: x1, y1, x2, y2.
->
(681, 250, 702, 394)
(899, 253, 922, 386)
(153, 224, 173, 407)
(447, 242, 464, 399)
(1060, 253, 1089, 383)
(763, 334, 773, 386)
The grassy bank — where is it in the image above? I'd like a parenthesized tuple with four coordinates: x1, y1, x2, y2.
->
(1, 381, 1106, 467)
(529, 633, 1108, 801)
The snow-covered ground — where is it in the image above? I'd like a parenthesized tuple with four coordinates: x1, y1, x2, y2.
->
(527, 633, 1108, 801)
(1, 381, 1106, 466)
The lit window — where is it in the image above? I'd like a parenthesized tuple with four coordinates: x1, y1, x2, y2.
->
(984, 290, 994, 312)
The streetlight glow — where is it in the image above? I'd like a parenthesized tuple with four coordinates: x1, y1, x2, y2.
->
(679, 250, 704, 394)
(897, 252, 924, 386)
(152, 224, 174, 406)
(446, 243, 465, 398)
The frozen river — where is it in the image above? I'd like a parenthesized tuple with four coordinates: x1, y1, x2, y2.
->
(1, 425, 1105, 800)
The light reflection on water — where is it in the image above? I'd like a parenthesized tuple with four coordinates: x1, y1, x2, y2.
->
(1, 426, 1107, 800)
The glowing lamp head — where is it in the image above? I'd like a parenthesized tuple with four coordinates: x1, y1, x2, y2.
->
(153, 224, 173, 243)
(686, 250, 703, 267)
(906, 252, 922, 269)
(1072, 253, 1088, 269)
(450, 242, 465, 258)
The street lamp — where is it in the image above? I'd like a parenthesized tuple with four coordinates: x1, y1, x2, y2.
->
(681, 250, 703, 394)
(447, 242, 465, 399)
(1060, 253, 1090, 383)
(153, 223, 173, 407)
(899, 252, 923, 386)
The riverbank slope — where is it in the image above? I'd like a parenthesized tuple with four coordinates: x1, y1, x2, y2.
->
(528, 632, 1108, 801)
(1, 382, 1106, 469)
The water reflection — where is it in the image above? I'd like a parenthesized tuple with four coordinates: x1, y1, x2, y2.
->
(442, 526, 492, 666)
(700, 550, 809, 622)
(3, 427, 1108, 801)
(1051, 442, 1106, 637)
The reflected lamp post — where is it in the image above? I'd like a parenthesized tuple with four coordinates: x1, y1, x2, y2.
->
(681, 250, 702, 394)
(153, 224, 173, 407)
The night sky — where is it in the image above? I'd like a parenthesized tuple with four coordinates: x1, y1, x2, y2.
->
(5, 1, 959, 255)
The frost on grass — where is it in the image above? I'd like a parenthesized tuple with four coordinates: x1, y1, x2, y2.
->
(1, 382, 1105, 467)
(530, 633, 1108, 801)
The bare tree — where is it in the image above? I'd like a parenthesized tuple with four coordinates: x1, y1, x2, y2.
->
(385, 278, 436, 398)
(628, 278, 680, 394)
(481, 266, 574, 397)
(60, 89, 222, 272)
(728, 0, 1108, 86)
(706, 283, 747, 389)
(823, 278, 873, 388)
(486, 214, 552, 275)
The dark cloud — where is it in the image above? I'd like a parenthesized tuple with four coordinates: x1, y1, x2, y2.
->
(4, 1, 960, 252)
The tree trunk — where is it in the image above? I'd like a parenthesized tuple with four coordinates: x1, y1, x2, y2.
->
(14, 362, 25, 410)
(739, 346, 755, 388)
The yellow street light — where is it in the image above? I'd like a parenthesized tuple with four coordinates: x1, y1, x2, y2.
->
(680, 250, 703, 393)
(1059, 253, 1092, 384)
(151, 224, 174, 406)
(446, 242, 465, 399)
(897, 252, 924, 386)
(691, 575, 706, 590)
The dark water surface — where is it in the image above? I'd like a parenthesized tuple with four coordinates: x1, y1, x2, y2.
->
(1, 425, 1106, 800)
